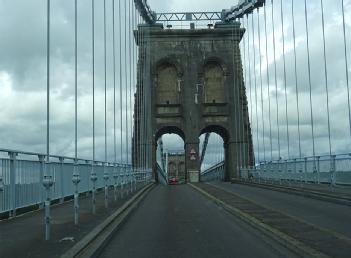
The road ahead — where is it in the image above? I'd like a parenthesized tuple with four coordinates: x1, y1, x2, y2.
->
(99, 184, 297, 258)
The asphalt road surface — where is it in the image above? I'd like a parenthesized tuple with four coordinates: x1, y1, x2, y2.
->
(99, 184, 298, 258)
(212, 182, 351, 238)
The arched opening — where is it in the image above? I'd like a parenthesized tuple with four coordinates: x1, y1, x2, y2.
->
(199, 126, 229, 181)
(203, 62, 225, 104)
(155, 127, 186, 185)
(156, 63, 179, 105)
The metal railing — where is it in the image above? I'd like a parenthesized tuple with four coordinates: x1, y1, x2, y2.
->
(201, 161, 225, 182)
(157, 163, 168, 185)
(240, 154, 351, 186)
(0, 148, 152, 216)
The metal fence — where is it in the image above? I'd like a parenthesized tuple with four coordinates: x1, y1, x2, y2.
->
(201, 161, 225, 182)
(0, 149, 152, 215)
(240, 154, 351, 186)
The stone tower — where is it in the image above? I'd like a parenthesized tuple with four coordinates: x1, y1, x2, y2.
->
(133, 22, 254, 182)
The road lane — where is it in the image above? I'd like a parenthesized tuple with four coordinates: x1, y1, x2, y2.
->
(99, 184, 297, 258)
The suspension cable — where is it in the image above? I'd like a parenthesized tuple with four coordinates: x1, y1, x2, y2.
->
(113, 0, 116, 164)
(271, 0, 280, 159)
(92, 0, 95, 164)
(132, 0, 136, 167)
(246, 15, 254, 164)
(104, 0, 107, 163)
(241, 17, 248, 167)
(342, 0, 351, 139)
(291, 0, 302, 158)
(74, 0, 78, 163)
(320, 0, 332, 156)
(257, 9, 266, 162)
(280, 0, 289, 158)
(46, 0, 50, 164)
(263, 3, 273, 160)
(304, 0, 316, 158)
(252, 14, 260, 163)
(124, 0, 129, 165)
(231, 21, 241, 169)
(129, 0, 133, 167)
(119, 0, 123, 164)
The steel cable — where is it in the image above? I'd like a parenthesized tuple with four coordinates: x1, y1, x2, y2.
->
(246, 15, 254, 164)
(342, 0, 351, 139)
(252, 14, 260, 163)
(291, 0, 302, 158)
(304, 0, 316, 158)
(280, 0, 290, 158)
(257, 9, 266, 162)
(320, 0, 332, 156)
(263, 3, 273, 161)
(271, 0, 281, 159)
(241, 17, 249, 167)
(113, 0, 117, 164)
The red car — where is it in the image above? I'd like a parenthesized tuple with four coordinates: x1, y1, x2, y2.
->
(168, 177, 178, 185)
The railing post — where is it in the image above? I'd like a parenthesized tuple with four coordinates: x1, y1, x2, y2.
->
(285, 160, 288, 185)
(278, 160, 282, 185)
(120, 167, 124, 199)
(304, 157, 308, 185)
(0, 174, 3, 212)
(313, 156, 318, 184)
(103, 163, 109, 208)
(72, 159, 80, 225)
(59, 157, 65, 203)
(330, 155, 336, 188)
(43, 161, 54, 241)
(293, 159, 297, 184)
(8, 152, 17, 217)
(126, 167, 131, 195)
(38, 154, 46, 209)
(316, 156, 320, 184)
(90, 162, 97, 215)
(113, 164, 118, 201)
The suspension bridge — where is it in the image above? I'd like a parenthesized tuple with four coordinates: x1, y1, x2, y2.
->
(0, 0, 351, 257)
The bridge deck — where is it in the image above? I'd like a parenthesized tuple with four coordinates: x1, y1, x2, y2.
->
(99, 184, 297, 258)
(1, 183, 351, 257)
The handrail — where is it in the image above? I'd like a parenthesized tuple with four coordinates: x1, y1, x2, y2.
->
(0, 148, 131, 167)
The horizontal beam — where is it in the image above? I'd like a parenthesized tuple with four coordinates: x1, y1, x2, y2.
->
(156, 12, 223, 22)
(135, 0, 265, 24)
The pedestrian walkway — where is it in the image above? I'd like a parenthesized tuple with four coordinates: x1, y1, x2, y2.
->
(0, 185, 140, 258)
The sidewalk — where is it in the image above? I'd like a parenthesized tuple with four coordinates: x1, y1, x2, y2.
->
(233, 178, 351, 198)
(0, 184, 146, 258)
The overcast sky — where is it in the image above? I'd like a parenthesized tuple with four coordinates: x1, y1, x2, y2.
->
(0, 0, 350, 169)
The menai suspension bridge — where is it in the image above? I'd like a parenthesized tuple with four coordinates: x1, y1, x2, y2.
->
(0, 0, 351, 255)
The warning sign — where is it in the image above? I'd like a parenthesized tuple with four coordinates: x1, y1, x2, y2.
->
(189, 148, 197, 161)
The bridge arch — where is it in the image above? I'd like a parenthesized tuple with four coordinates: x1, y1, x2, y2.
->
(200, 124, 230, 143)
(199, 125, 229, 181)
(155, 126, 186, 142)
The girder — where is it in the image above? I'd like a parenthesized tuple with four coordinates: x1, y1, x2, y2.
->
(135, 0, 265, 24)
(156, 12, 223, 22)
(134, 0, 156, 24)
(222, 0, 266, 22)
